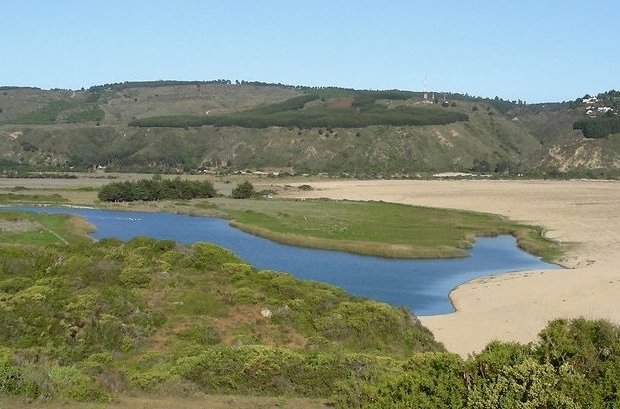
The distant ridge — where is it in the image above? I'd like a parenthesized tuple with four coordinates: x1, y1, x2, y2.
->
(0, 81, 618, 178)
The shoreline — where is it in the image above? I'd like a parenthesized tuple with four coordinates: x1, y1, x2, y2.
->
(1, 199, 555, 261)
(284, 178, 620, 356)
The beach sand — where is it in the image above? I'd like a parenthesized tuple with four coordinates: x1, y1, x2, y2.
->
(283, 179, 620, 356)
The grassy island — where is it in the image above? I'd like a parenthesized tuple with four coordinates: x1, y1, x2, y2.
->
(187, 197, 561, 260)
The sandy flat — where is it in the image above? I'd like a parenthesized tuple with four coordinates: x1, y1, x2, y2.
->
(283, 179, 620, 356)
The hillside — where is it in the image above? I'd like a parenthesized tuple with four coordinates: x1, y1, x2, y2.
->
(2, 211, 620, 407)
(1, 82, 619, 177)
(0, 211, 441, 402)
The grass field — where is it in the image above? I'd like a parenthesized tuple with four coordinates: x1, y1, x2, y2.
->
(0, 192, 68, 204)
(0, 211, 94, 246)
(188, 197, 559, 260)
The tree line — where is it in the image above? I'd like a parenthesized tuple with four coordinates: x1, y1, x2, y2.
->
(97, 178, 216, 202)
(574, 117, 620, 138)
(130, 94, 468, 129)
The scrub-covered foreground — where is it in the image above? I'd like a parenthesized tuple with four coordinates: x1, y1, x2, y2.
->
(0, 213, 618, 407)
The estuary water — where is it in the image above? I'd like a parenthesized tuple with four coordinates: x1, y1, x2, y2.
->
(3, 206, 559, 316)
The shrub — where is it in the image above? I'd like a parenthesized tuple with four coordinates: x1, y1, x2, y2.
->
(231, 181, 255, 199)
(176, 323, 221, 346)
(98, 178, 217, 202)
(49, 365, 111, 402)
(174, 346, 389, 397)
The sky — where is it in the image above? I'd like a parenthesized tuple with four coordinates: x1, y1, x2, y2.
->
(1, 0, 618, 103)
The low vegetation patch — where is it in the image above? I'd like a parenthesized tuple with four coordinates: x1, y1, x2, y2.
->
(0, 192, 68, 204)
(202, 198, 560, 260)
(0, 211, 93, 246)
(7, 100, 103, 125)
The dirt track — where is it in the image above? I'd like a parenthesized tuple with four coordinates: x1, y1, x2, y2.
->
(285, 179, 620, 356)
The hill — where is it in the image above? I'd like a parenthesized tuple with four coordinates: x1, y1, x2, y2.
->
(1, 81, 619, 177)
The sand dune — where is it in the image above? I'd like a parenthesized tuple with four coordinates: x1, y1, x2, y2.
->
(284, 179, 620, 356)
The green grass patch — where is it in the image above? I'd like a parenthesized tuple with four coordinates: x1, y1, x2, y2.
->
(0, 192, 68, 204)
(0, 211, 93, 246)
(199, 198, 560, 260)
(7, 99, 104, 125)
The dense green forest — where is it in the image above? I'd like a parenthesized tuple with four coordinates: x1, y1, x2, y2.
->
(573, 117, 620, 138)
(97, 178, 216, 202)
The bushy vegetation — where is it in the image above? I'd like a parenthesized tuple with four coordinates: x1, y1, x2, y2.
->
(98, 178, 216, 202)
(0, 223, 440, 402)
(0, 192, 67, 204)
(573, 117, 620, 138)
(87, 79, 236, 93)
(0, 212, 619, 406)
(337, 318, 620, 408)
(231, 181, 255, 199)
(65, 104, 105, 123)
(129, 93, 468, 129)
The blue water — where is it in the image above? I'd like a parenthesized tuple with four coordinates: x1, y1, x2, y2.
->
(3, 206, 559, 316)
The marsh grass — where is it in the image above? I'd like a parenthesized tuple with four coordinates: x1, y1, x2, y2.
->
(206, 198, 560, 260)
(0, 211, 94, 246)
(0, 192, 68, 204)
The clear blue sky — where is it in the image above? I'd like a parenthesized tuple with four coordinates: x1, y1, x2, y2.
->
(2, 0, 618, 102)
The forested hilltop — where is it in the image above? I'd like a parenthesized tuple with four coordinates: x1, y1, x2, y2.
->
(1, 81, 619, 177)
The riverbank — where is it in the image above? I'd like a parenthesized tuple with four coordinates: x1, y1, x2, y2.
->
(283, 179, 620, 356)
(106, 197, 560, 259)
(0, 182, 559, 260)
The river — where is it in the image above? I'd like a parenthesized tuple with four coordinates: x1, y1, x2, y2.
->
(3, 206, 559, 316)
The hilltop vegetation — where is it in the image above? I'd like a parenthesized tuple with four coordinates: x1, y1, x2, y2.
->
(1, 80, 620, 177)
(129, 92, 469, 129)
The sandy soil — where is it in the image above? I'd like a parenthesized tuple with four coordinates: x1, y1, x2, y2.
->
(283, 179, 620, 356)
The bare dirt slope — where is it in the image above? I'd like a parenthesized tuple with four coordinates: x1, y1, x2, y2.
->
(284, 179, 620, 356)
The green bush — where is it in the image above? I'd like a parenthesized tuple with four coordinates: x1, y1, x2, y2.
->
(467, 359, 579, 409)
(174, 346, 391, 397)
(49, 365, 111, 402)
(336, 352, 466, 409)
(233, 287, 257, 304)
(119, 267, 152, 287)
(98, 178, 217, 202)
(231, 181, 255, 199)
(176, 323, 221, 346)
